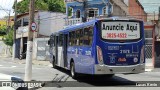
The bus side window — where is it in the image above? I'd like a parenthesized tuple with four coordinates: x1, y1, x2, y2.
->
(58, 34, 63, 46)
(88, 26, 93, 45)
(79, 29, 83, 45)
(76, 30, 80, 45)
(69, 31, 75, 46)
(69, 32, 72, 46)
(83, 26, 93, 46)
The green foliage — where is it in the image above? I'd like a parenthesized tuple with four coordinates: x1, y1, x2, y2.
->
(47, 0, 66, 13)
(0, 26, 7, 36)
(3, 30, 13, 46)
(16, 0, 29, 14)
(13, 0, 66, 14)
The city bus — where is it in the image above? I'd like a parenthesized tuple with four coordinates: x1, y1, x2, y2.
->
(48, 17, 145, 78)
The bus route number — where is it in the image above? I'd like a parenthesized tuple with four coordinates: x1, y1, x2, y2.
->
(120, 50, 130, 54)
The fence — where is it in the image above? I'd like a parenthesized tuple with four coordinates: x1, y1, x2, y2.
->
(144, 27, 154, 69)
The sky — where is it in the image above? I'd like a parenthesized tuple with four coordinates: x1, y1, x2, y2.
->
(0, 0, 22, 18)
(0, 0, 160, 18)
(139, 0, 160, 14)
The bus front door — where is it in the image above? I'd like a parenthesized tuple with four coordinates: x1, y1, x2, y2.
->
(55, 36, 58, 65)
(63, 34, 68, 67)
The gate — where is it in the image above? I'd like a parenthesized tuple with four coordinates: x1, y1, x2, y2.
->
(33, 38, 49, 61)
(144, 25, 154, 70)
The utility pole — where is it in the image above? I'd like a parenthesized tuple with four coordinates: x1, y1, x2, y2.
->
(7, 10, 11, 33)
(108, 0, 112, 17)
(159, 7, 160, 22)
(24, 0, 35, 81)
(12, 0, 17, 61)
(82, 0, 88, 22)
(154, 11, 155, 21)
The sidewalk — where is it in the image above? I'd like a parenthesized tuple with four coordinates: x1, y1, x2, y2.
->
(0, 57, 51, 66)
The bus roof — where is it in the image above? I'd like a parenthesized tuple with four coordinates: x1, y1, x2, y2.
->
(59, 19, 97, 34)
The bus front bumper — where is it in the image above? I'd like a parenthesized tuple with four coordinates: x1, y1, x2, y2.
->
(94, 64, 145, 74)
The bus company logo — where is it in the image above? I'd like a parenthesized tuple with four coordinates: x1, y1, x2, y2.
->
(118, 58, 126, 62)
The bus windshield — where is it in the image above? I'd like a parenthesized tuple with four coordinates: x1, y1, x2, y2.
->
(101, 21, 141, 41)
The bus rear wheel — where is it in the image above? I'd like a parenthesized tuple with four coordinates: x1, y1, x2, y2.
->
(70, 62, 77, 79)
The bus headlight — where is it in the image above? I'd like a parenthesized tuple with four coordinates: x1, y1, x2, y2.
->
(140, 46, 145, 63)
(97, 46, 104, 65)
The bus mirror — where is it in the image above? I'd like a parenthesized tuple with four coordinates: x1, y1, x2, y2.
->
(48, 40, 50, 45)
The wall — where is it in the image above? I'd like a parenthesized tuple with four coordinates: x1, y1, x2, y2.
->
(0, 40, 12, 57)
(38, 12, 66, 36)
(128, 0, 147, 22)
(16, 11, 66, 38)
(72, 5, 106, 18)
(111, 0, 128, 16)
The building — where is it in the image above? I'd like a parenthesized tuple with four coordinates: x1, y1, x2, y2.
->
(127, 0, 147, 22)
(65, 0, 128, 26)
(15, 11, 66, 59)
(110, 0, 128, 16)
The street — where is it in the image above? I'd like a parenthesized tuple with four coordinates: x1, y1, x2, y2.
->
(0, 57, 160, 90)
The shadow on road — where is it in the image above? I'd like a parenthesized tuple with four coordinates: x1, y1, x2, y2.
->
(45, 67, 137, 87)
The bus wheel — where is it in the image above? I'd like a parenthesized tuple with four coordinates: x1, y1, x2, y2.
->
(52, 57, 56, 68)
(70, 62, 77, 79)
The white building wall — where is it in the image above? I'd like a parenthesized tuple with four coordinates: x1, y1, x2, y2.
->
(50, 13, 66, 33)
(38, 12, 65, 36)
(38, 11, 52, 36)
(111, 0, 128, 16)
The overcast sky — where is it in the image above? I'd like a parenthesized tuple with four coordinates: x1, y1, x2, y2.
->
(0, 0, 22, 18)
(139, 0, 160, 14)
(0, 0, 160, 18)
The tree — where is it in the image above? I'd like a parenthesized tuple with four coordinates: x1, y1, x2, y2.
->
(3, 29, 13, 46)
(47, 0, 66, 13)
(13, 0, 66, 14)
(0, 26, 7, 36)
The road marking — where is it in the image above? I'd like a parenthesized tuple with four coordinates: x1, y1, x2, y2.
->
(0, 66, 17, 68)
(11, 66, 16, 68)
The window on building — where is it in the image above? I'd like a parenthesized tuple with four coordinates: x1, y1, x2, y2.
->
(17, 19, 22, 27)
(103, 7, 107, 16)
(88, 8, 98, 17)
(23, 17, 29, 26)
(76, 10, 81, 18)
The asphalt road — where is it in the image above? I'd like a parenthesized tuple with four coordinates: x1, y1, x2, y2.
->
(0, 58, 160, 90)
